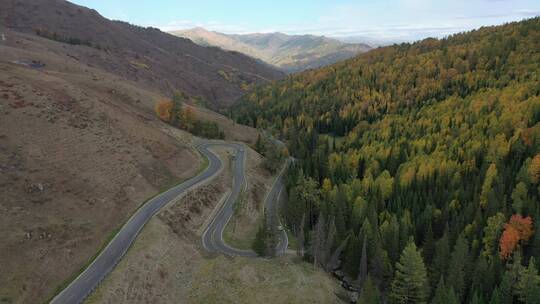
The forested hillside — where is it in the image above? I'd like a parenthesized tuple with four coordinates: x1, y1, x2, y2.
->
(233, 18, 540, 303)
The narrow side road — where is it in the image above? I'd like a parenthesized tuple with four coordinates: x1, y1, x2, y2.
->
(263, 163, 289, 256)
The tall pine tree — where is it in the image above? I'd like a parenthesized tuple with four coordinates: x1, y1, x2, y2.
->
(446, 234, 469, 300)
(390, 241, 429, 304)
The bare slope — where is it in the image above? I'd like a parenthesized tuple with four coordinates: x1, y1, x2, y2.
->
(0, 25, 260, 303)
(0, 0, 284, 108)
(172, 28, 372, 73)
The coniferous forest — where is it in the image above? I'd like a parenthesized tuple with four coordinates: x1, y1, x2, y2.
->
(233, 18, 540, 303)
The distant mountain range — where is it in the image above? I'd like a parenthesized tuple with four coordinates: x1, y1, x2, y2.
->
(171, 28, 372, 73)
(333, 35, 405, 47)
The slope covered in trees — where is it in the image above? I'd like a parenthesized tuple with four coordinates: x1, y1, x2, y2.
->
(155, 92, 225, 139)
(233, 18, 540, 303)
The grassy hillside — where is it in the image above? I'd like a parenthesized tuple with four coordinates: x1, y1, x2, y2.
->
(0, 2, 263, 302)
(0, 0, 283, 108)
(233, 18, 540, 302)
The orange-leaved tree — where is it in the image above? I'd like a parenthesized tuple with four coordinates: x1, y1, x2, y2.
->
(499, 226, 520, 260)
(155, 99, 173, 122)
(499, 214, 534, 259)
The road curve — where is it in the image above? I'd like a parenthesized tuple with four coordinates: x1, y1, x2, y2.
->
(51, 141, 288, 304)
(263, 162, 289, 256)
(51, 141, 233, 304)
(201, 143, 290, 257)
(201, 142, 257, 257)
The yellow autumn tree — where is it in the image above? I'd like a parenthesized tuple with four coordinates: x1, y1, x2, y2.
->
(281, 147, 290, 158)
(529, 154, 540, 184)
(480, 163, 498, 208)
(155, 99, 173, 122)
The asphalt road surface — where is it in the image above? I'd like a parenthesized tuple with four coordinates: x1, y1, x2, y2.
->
(51, 141, 288, 304)
(201, 142, 258, 257)
(262, 163, 289, 256)
(201, 143, 289, 257)
(51, 142, 227, 304)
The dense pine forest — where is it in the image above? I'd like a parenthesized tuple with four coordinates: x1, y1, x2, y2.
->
(233, 18, 540, 303)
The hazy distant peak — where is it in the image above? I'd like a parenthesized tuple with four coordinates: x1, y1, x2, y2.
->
(172, 28, 372, 73)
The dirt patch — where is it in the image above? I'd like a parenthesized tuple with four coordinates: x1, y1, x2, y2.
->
(159, 183, 226, 238)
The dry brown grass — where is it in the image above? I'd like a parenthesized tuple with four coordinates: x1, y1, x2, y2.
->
(0, 29, 312, 304)
(0, 30, 254, 303)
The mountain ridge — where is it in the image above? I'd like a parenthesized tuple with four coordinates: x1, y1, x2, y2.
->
(172, 27, 372, 73)
(0, 0, 284, 108)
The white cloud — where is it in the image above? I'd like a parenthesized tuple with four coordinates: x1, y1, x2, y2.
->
(157, 0, 539, 41)
(159, 20, 253, 34)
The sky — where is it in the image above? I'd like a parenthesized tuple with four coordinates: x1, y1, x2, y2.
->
(71, 0, 540, 42)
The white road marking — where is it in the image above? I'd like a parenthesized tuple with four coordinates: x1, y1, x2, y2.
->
(1, 34, 6, 41)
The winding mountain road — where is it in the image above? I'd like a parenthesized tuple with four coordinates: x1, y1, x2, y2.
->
(201, 142, 257, 257)
(51, 141, 288, 304)
(202, 143, 289, 257)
